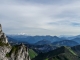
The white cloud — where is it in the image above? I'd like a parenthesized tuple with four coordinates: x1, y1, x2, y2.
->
(0, 0, 80, 36)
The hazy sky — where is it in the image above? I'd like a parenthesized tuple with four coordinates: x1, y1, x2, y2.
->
(1, 0, 80, 36)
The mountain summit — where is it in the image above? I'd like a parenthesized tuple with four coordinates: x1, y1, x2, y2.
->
(0, 24, 8, 43)
(0, 24, 31, 60)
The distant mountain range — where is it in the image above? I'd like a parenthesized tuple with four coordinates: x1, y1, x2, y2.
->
(52, 40, 79, 47)
(7, 35, 65, 44)
(7, 34, 80, 53)
(6, 35, 80, 50)
(1, 24, 80, 60)
(7, 34, 80, 44)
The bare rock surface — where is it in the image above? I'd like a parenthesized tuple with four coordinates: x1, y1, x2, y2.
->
(0, 24, 30, 60)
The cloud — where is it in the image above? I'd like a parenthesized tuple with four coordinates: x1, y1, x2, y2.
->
(0, 0, 80, 36)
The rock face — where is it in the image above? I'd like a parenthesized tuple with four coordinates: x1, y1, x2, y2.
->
(8, 44, 30, 60)
(0, 24, 30, 60)
(0, 24, 8, 43)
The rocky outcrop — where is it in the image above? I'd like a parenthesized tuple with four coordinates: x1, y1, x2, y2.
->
(0, 46, 10, 60)
(0, 24, 11, 60)
(0, 24, 8, 43)
(0, 24, 31, 60)
(7, 44, 30, 60)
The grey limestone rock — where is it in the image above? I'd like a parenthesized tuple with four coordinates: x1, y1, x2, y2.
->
(0, 24, 31, 60)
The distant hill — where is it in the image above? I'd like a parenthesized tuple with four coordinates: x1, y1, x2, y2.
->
(72, 38, 80, 44)
(71, 45, 80, 56)
(7, 36, 29, 45)
(7, 36, 18, 45)
(35, 39, 51, 45)
(33, 46, 80, 60)
(52, 40, 79, 47)
(59, 35, 80, 44)
(28, 49, 38, 59)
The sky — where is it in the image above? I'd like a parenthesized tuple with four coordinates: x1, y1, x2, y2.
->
(0, 0, 80, 36)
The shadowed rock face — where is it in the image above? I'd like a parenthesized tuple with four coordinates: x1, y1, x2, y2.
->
(0, 24, 31, 60)
(0, 24, 2, 32)
(0, 24, 2, 35)
(0, 24, 8, 43)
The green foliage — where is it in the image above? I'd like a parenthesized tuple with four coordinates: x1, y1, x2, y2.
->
(0, 42, 9, 46)
(65, 47, 77, 56)
(6, 53, 10, 57)
(44, 58, 48, 60)
(29, 49, 38, 59)
(6, 45, 19, 57)
(0, 38, 9, 46)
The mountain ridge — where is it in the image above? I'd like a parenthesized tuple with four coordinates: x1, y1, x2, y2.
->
(33, 46, 80, 60)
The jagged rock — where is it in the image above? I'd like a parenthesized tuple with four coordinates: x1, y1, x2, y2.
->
(7, 44, 30, 60)
(0, 24, 2, 32)
(0, 24, 8, 43)
(0, 46, 11, 60)
(0, 24, 30, 60)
